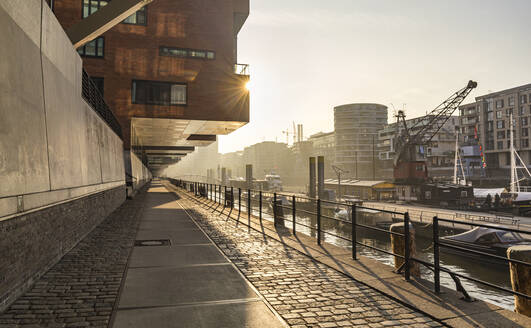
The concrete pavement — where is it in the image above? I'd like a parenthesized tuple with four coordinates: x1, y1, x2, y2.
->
(111, 181, 285, 328)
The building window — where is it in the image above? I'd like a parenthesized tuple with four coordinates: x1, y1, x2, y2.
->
(523, 128, 529, 137)
(77, 37, 104, 57)
(506, 108, 513, 116)
(522, 117, 528, 126)
(522, 139, 529, 148)
(509, 96, 515, 106)
(497, 141, 504, 149)
(497, 131, 505, 139)
(159, 47, 216, 60)
(519, 106, 525, 116)
(131, 80, 187, 106)
(521, 95, 528, 104)
(487, 112, 493, 121)
(123, 6, 147, 25)
(496, 120, 505, 129)
(496, 111, 502, 119)
(496, 99, 504, 108)
(82, 0, 146, 25)
(487, 121, 494, 131)
(508, 140, 512, 149)
(92, 77, 104, 95)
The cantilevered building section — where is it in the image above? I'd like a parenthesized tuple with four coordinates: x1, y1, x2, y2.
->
(52, 0, 250, 175)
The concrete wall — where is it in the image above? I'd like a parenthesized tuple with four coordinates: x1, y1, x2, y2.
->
(124, 151, 152, 194)
(0, 0, 125, 218)
(0, 0, 126, 310)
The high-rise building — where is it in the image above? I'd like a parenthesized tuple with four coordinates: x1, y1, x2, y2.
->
(334, 104, 387, 179)
(459, 83, 531, 178)
(52, 0, 250, 175)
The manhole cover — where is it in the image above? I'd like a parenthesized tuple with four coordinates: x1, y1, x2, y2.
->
(134, 239, 171, 247)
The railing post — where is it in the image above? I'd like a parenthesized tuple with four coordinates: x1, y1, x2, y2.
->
(223, 186, 227, 209)
(259, 191, 262, 222)
(292, 195, 296, 234)
(433, 216, 440, 293)
(273, 192, 277, 222)
(352, 204, 357, 260)
(238, 188, 241, 217)
(247, 189, 251, 227)
(404, 212, 411, 281)
(231, 187, 234, 209)
(317, 199, 321, 245)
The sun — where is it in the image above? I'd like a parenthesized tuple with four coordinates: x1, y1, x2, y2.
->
(245, 81, 252, 91)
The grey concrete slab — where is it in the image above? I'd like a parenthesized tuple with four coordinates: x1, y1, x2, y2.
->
(113, 301, 284, 328)
(129, 244, 228, 268)
(135, 229, 212, 244)
(118, 265, 257, 308)
(138, 219, 200, 231)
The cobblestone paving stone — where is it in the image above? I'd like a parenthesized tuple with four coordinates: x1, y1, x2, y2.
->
(179, 194, 445, 328)
(0, 193, 145, 328)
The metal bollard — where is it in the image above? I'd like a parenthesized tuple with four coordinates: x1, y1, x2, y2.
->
(247, 189, 251, 227)
(259, 191, 262, 222)
(507, 245, 531, 316)
(292, 195, 296, 234)
(389, 212, 420, 280)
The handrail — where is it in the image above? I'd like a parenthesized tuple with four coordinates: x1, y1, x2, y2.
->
(81, 69, 122, 138)
(170, 179, 531, 305)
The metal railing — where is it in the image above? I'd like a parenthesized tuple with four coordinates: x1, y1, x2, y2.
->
(234, 63, 250, 76)
(81, 69, 122, 138)
(169, 179, 531, 304)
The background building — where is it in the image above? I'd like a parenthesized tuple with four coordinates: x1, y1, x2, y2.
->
(52, 0, 250, 176)
(308, 131, 336, 179)
(459, 83, 531, 182)
(334, 103, 387, 179)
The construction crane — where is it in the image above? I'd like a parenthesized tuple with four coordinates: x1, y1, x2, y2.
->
(393, 80, 477, 184)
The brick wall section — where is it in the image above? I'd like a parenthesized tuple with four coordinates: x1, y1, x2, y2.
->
(0, 186, 126, 312)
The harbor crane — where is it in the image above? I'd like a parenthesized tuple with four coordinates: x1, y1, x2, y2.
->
(393, 80, 477, 184)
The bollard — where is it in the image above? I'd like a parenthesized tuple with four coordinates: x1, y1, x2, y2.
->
(389, 221, 420, 278)
(507, 245, 531, 316)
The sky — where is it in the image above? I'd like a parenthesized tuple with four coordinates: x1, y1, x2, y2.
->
(218, 0, 531, 154)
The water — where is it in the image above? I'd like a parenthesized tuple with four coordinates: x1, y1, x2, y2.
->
(223, 192, 515, 310)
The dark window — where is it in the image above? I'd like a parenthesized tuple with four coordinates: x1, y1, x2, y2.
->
(519, 106, 525, 116)
(496, 120, 505, 129)
(132, 80, 187, 106)
(160, 46, 216, 60)
(496, 99, 504, 108)
(522, 139, 529, 148)
(497, 141, 503, 149)
(123, 6, 147, 25)
(77, 37, 104, 57)
(521, 95, 528, 104)
(92, 77, 104, 96)
(83, 0, 146, 25)
(522, 117, 529, 126)
(509, 96, 515, 106)
(523, 128, 529, 137)
(497, 131, 505, 139)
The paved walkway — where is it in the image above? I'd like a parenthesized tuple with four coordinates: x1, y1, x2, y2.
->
(172, 186, 443, 328)
(1, 181, 446, 328)
(112, 181, 284, 327)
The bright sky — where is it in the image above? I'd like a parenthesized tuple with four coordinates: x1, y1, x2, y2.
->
(218, 0, 531, 154)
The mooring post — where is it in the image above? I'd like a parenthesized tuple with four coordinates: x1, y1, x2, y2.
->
(507, 245, 531, 316)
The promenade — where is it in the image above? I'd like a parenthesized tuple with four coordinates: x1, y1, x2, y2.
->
(3, 179, 529, 327)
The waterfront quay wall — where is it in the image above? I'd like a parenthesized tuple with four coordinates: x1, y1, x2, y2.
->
(0, 0, 126, 311)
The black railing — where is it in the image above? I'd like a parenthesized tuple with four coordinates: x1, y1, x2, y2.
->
(81, 69, 122, 138)
(169, 179, 531, 304)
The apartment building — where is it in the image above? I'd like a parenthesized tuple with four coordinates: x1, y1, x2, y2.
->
(459, 83, 531, 176)
(52, 0, 250, 175)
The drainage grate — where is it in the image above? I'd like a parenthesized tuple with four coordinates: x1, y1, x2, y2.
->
(134, 239, 171, 247)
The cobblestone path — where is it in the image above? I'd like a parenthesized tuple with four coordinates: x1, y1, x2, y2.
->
(0, 193, 145, 328)
(178, 193, 444, 328)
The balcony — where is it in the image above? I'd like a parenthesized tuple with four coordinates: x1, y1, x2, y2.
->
(234, 63, 250, 76)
